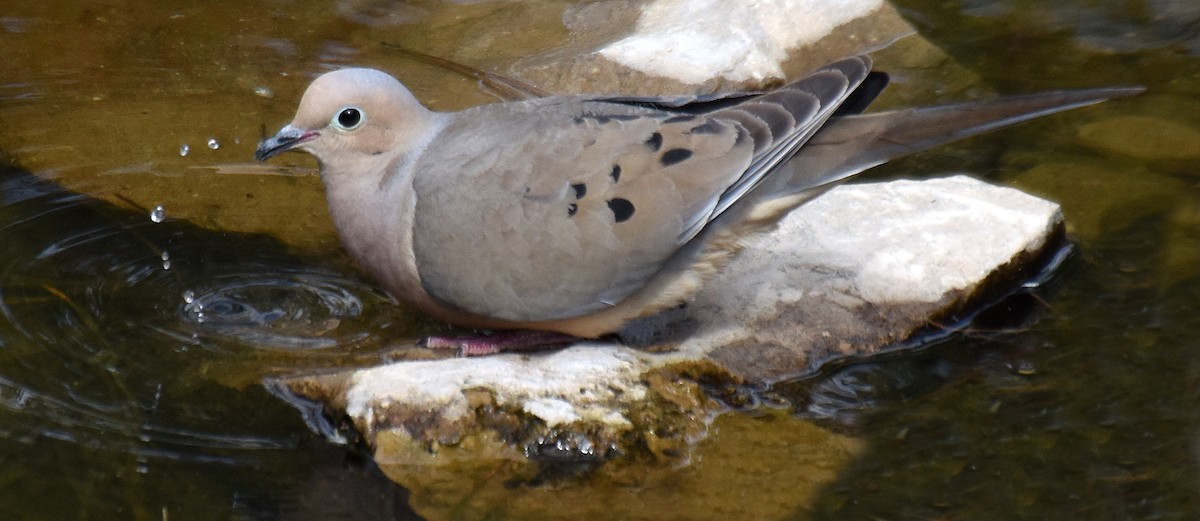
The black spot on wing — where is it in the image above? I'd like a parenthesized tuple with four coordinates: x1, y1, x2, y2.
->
(645, 132, 663, 151)
(610, 164, 622, 183)
(660, 148, 693, 167)
(571, 183, 587, 199)
(607, 198, 635, 223)
(568, 203, 578, 217)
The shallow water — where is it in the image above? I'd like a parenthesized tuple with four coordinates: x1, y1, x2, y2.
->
(1, 0, 1198, 519)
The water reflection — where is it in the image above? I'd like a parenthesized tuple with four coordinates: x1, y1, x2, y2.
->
(0, 156, 421, 518)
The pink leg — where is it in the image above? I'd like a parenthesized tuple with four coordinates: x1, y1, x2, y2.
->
(422, 330, 581, 357)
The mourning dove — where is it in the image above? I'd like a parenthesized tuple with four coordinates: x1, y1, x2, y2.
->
(256, 56, 1139, 352)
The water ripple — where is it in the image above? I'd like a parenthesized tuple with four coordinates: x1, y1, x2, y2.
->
(177, 271, 384, 351)
(0, 161, 413, 465)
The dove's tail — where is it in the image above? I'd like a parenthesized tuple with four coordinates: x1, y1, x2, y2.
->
(773, 85, 1145, 197)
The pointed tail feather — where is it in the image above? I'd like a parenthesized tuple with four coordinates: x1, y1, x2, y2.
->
(777, 85, 1145, 195)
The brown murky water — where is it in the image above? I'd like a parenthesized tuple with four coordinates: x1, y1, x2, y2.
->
(1, 0, 1198, 519)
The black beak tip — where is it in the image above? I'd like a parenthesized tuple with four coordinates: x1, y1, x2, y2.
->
(254, 128, 314, 162)
(253, 145, 277, 162)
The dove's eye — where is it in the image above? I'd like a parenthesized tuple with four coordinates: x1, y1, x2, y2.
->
(333, 107, 364, 130)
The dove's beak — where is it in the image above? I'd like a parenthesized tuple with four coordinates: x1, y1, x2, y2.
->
(255, 125, 319, 161)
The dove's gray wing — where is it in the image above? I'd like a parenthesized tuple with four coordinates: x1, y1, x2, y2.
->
(409, 56, 873, 322)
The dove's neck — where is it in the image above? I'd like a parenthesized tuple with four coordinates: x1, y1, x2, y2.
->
(320, 113, 450, 302)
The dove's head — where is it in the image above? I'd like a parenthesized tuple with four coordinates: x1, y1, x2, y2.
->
(255, 68, 438, 168)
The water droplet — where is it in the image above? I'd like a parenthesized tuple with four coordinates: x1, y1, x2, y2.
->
(160, 251, 170, 261)
(149, 205, 166, 223)
(179, 144, 189, 157)
(182, 290, 195, 304)
(207, 138, 220, 150)
(1015, 361, 1038, 376)
(253, 86, 274, 98)
(161, 260, 172, 270)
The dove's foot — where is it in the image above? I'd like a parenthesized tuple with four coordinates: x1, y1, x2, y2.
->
(422, 330, 580, 357)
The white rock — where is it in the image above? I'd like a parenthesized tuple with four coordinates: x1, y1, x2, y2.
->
(600, 0, 884, 83)
(765, 175, 1060, 304)
(343, 343, 648, 431)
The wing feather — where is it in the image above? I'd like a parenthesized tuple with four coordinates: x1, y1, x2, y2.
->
(409, 56, 873, 321)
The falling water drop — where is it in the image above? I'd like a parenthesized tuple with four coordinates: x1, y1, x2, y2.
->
(149, 205, 166, 223)
(207, 138, 220, 150)
(179, 144, 190, 157)
(182, 290, 195, 304)
(1015, 361, 1038, 376)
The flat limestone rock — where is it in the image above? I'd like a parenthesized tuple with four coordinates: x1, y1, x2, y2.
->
(598, 0, 887, 84)
(276, 176, 1066, 477)
(689, 176, 1064, 383)
(511, 0, 913, 95)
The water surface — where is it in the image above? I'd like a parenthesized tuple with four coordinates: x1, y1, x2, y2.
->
(1, 0, 1198, 519)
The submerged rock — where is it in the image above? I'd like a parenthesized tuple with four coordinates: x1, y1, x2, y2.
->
(1077, 115, 1200, 161)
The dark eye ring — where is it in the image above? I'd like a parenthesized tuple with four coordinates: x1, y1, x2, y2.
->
(334, 107, 364, 130)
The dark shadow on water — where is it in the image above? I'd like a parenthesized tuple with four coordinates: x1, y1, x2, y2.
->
(795, 219, 1200, 520)
(746, 212, 1077, 435)
(789, 2, 1200, 517)
(0, 154, 424, 519)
